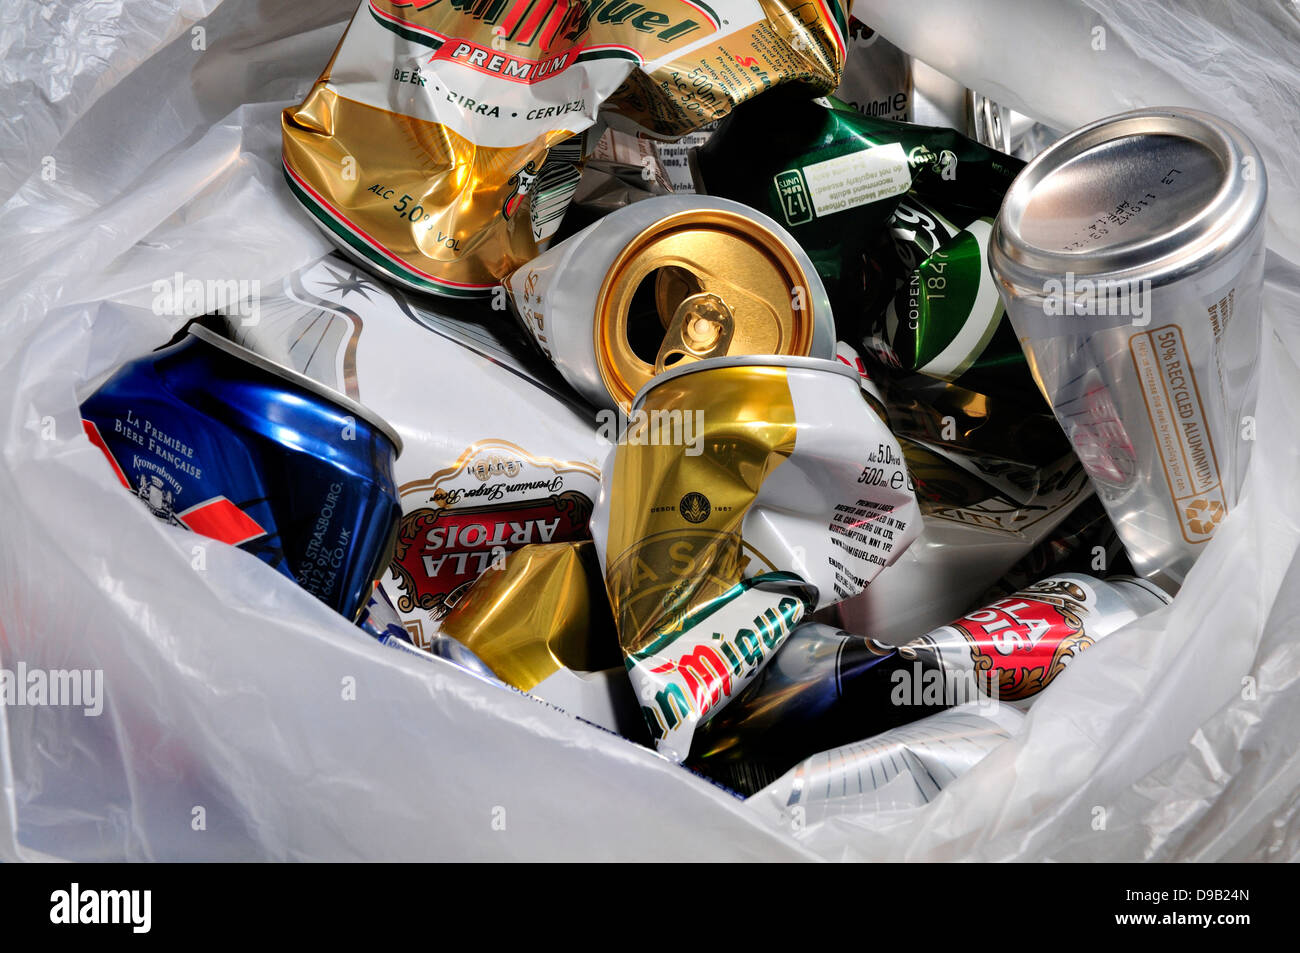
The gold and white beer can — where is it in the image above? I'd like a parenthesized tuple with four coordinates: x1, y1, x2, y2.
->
(990, 108, 1268, 593)
(591, 354, 921, 761)
(503, 195, 837, 413)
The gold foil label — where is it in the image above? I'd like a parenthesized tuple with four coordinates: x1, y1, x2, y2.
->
(282, 0, 847, 295)
(603, 365, 797, 653)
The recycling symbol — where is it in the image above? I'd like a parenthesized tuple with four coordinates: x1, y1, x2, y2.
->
(1185, 498, 1225, 536)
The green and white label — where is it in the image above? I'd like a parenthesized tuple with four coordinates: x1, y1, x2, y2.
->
(794, 141, 911, 220)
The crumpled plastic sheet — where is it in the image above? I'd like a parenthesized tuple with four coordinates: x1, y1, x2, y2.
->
(1, 0, 1298, 860)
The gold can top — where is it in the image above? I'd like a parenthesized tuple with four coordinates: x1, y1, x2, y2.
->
(594, 209, 819, 412)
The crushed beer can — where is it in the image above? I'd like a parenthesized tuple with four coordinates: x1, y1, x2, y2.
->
(749, 701, 1024, 824)
(437, 541, 643, 737)
(990, 108, 1269, 592)
(592, 355, 921, 761)
(833, 342, 1094, 642)
(866, 192, 1042, 405)
(223, 254, 605, 647)
(833, 18, 911, 123)
(80, 325, 403, 622)
(504, 194, 837, 412)
(835, 16, 1015, 153)
(910, 58, 1010, 153)
(692, 572, 1169, 792)
(981, 493, 1132, 600)
(282, 0, 849, 296)
(691, 89, 1024, 328)
(358, 584, 504, 682)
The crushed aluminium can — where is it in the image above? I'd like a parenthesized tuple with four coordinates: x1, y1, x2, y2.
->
(437, 540, 643, 737)
(990, 108, 1268, 592)
(832, 341, 1094, 644)
(223, 254, 605, 648)
(749, 701, 1024, 823)
(592, 355, 921, 762)
(80, 325, 403, 622)
(833, 19, 910, 123)
(282, 0, 849, 297)
(910, 57, 1010, 153)
(503, 194, 837, 412)
(834, 16, 1014, 153)
(357, 584, 505, 682)
(866, 192, 1042, 406)
(691, 572, 1170, 793)
(690, 89, 1023, 327)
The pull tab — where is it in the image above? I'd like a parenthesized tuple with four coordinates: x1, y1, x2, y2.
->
(655, 292, 735, 374)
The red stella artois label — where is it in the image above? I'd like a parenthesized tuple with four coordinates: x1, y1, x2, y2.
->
(941, 577, 1095, 703)
(387, 440, 598, 645)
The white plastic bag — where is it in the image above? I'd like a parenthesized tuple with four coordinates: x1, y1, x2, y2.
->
(2, 0, 1299, 861)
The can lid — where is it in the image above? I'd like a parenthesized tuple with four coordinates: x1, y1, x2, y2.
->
(187, 325, 404, 457)
(594, 207, 820, 412)
(990, 108, 1267, 290)
(629, 354, 858, 413)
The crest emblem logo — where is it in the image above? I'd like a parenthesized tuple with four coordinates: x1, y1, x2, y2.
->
(678, 492, 711, 524)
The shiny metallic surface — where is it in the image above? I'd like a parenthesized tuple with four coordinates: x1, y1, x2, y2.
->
(990, 108, 1268, 590)
(437, 541, 619, 691)
(911, 58, 1010, 150)
(505, 195, 836, 413)
(967, 91, 1011, 154)
(692, 572, 1169, 792)
(80, 329, 403, 621)
(594, 207, 826, 410)
(629, 353, 859, 412)
(754, 702, 1024, 818)
(188, 325, 404, 456)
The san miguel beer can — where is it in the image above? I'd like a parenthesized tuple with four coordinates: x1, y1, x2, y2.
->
(751, 701, 1024, 824)
(990, 108, 1268, 592)
(503, 194, 836, 412)
(224, 254, 604, 648)
(282, 0, 848, 296)
(690, 573, 1169, 793)
(592, 355, 921, 762)
(80, 326, 403, 622)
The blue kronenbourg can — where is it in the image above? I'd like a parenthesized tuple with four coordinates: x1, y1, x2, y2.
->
(80, 325, 403, 621)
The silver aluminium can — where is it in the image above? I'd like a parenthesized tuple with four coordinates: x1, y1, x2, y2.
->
(989, 108, 1268, 592)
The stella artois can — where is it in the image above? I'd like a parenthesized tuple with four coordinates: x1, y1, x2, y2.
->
(751, 701, 1024, 823)
(80, 325, 403, 622)
(224, 254, 606, 648)
(503, 194, 837, 412)
(281, 0, 848, 297)
(990, 108, 1268, 592)
(591, 354, 922, 762)
(689, 572, 1169, 792)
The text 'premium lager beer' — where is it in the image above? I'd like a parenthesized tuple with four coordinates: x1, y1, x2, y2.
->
(592, 355, 921, 761)
(503, 194, 837, 412)
(282, 0, 850, 296)
(80, 326, 403, 622)
(991, 108, 1268, 591)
